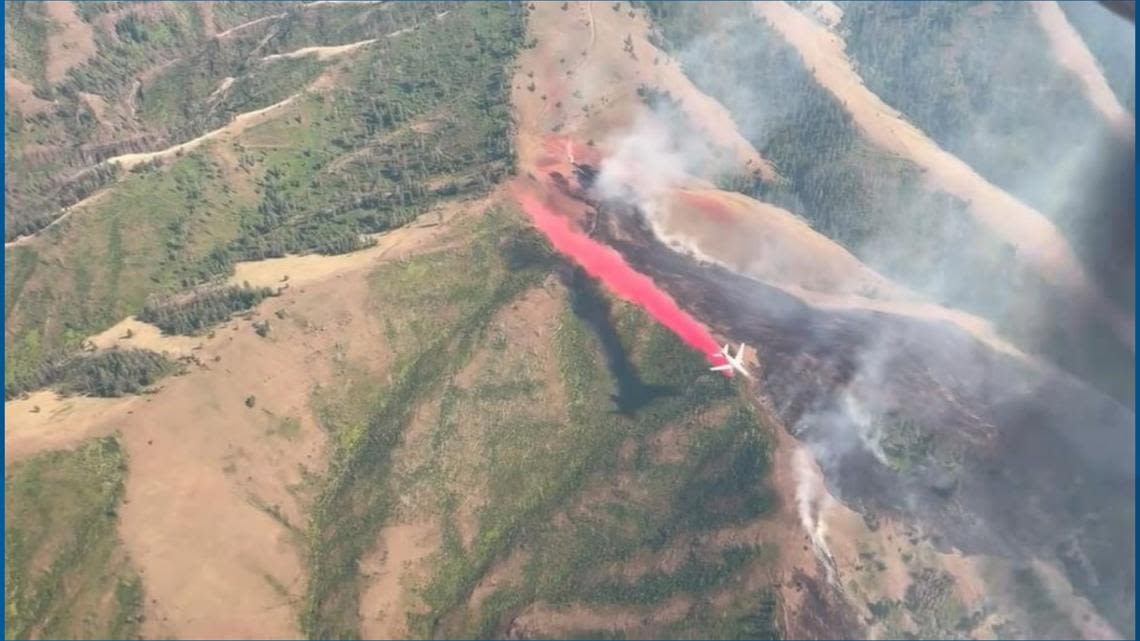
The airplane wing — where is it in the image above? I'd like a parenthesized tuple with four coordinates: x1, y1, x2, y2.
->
(710, 364, 734, 372)
(735, 343, 746, 360)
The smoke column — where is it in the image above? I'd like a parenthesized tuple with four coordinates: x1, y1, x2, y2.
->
(514, 187, 729, 374)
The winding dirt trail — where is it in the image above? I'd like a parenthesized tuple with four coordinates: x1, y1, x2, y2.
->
(13, 7, 450, 247)
(1031, 1, 1134, 138)
(259, 38, 377, 63)
(106, 94, 300, 170)
(754, 0, 1133, 349)
(4, 189, 112, 249)
(215, 13, 286, 39)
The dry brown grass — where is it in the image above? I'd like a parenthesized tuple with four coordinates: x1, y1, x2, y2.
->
(43, 1, 96, 84)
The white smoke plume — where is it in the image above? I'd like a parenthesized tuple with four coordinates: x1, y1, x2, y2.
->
(591, 104, 750, 273)
(594, 109, 689, 218)
(793, 445, 838, 583)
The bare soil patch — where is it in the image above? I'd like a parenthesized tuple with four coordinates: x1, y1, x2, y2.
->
(359, 521, 442, 639)
(44, 1, 96, 84)
(513, 1, 775, 183)
(229, 196, 477, 290)
(4, 391, 136, 464)
(197, 3, 217, 37)
(259, 38, 378, 64)
(104, 266, 387, 639)
(77, 91, 111, 126)
(87, 317, 203, 355)
(107, 94, 301, 170)
(5, 70, 53, 116)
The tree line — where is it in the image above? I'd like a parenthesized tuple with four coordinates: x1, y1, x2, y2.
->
(139, 283, 276, 335)
(6, 348, 181, 400)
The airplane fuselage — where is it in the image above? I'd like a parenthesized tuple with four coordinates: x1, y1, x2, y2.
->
(710, 343, 753, 379)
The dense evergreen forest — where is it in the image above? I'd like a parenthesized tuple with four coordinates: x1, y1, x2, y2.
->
(139, 283, 276, 335)
(5, 347, 181, 400)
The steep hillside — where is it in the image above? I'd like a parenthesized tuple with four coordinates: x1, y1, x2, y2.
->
(5, 1, 520, 395)
(840, 0, 1135, 313)
(4, 2, 1133, 640)
(512, 1, 1133, 637)
(644, 0, 1134, 405)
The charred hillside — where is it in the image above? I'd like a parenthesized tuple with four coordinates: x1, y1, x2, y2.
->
(534, 156, 1138, 636)
(599, 197, 1135, 636)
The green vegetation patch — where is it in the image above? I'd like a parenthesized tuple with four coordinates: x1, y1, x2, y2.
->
(903, 567, 966, 636)
(4, 149, 246, 390)
(664, 588, 782, 640)
(5, 437, 144, 640)
(193, 1, 525, 276)
(409, 305, 776, 638)
(589, 545, 766, 606)
(4, 1, 525, 395)
(3, 2, 49, 88)
(139, 282, 276, 336)
(137, 54, 326, 137)
(302, 210, 552, 639)
(6, 347, 183, 401)
(301, 202, 778, 638)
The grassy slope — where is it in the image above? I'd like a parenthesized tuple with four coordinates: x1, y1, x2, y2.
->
(4, 2, 48, 88)
(301, 208, 554, 637)
(648, 6, 1134, 637)
(4, 437, 143, 640)
(5, 150, 248, 392)
(5, 2, 212, 240)
(835, 0, 1135, 405)
(301, 203, 782, 638)
(424, 306, 774, 636)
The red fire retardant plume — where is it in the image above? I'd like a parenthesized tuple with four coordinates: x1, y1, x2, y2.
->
(514, 187, 731, 376)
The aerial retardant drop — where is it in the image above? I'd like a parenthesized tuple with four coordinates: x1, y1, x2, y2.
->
(513, 186, 730, 376)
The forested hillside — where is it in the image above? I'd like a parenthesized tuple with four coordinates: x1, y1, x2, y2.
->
(5, 1, 523, 396)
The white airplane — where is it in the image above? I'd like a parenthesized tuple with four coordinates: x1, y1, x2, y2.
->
(710, 343, 753, 379)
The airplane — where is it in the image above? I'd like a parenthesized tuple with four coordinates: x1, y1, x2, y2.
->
(710, 343, 753, 379)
